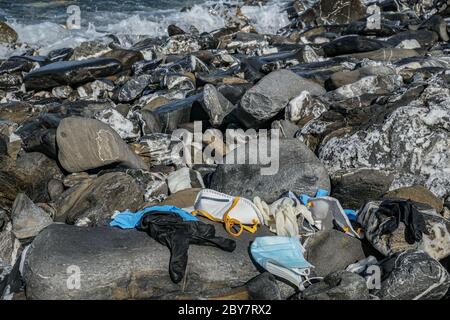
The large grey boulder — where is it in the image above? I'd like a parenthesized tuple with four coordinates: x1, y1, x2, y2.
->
(56, 117, 146, 173)
(23, 223, 271, 300)
(11, 193, 53, 240)
(201, 84, 236, 127)
(304, 230, 366, 277)
(358, 200, 450, 261)
(0, 22, 18, 44)
(53, 172, 144, 226)
(209, 139, 330, 203)
(238, 70, 325, 128)
(319, 83, 450, 200)
(302, 271, 369, 300)
(373, 250, 450, 300)
(331, 169, 394, 210)
(0, 153, 63, 211)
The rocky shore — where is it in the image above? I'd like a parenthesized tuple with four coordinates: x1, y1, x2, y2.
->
(1, 0, 450, 300)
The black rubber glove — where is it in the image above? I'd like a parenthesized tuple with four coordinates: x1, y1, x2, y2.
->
(139, 212, 236, 283)
(376, 199, 429, 244)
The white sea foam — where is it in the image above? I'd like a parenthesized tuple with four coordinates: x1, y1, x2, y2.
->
(2, 0, 290, 58)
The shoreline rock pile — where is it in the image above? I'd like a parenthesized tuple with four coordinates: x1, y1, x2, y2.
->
(1, 0, 450, 300)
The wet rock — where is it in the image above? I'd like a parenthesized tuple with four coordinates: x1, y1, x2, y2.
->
(51, 86, 73, 99)
(0, 102, 38, 124)
(287, 0, 366, 26)
(302, 271, 369, 300)
(325, 65, 395, 90)
(168, 25, 186, 37)
(23, 223, 270, 299)
(11, 193, 53, 240)
(0, 22, 18, 44)
(383, 185, 444, 214)
(271, 120, 300, 139)
(140, 109, 162, 134)
(387, 30, 439, 49)
(373, 250, 450, 300)
(331, 169, 395, 210)
(346, 48, 419, 61)
(246, 273, 282, 300)
(0, 58, 33, 75)
(238, 70, 325, 128)
(163, 73, 196, 92)
(47, 179, 64, 202)
(420, 15, 449, 42)
(210, 139, 330, 203)
(47, 48, 74, 62)
(102, 49, 144, 70)
(56, 117, 146, 173)
(54, 172, 143, 226)
(113, 74, 151, 102)
(0, 152, 63, 210)
(0, 73, 22, 90)
(304, 230, 366, 277)
(138, 133, 184, 166)
(70, 41, 111, 61)
(285, 91, 328, 124)
(319, 84, 450, 200)
(77, 80, 115, 100)
(24, 58, 122, 91)
(94, 108, 140, 141)
(0, 226, 19, 266)
(15, 113, 61, 159)
(153, 93, 206, 133)
(201, 84, 236, 127)
(323, 36, 390, 57)
(358, 200, 450, 260)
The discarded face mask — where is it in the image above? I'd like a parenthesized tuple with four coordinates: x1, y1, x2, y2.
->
(110, 205, 198, 229)
(193, 189, 263, 237)
(306, 197, 363, 238)
(250, 236, 314, 290)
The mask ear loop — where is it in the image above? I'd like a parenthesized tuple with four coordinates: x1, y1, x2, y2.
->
(193, 197, 259, 237)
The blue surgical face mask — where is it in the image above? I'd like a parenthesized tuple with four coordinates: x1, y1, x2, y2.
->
(250, 236, 312, 270)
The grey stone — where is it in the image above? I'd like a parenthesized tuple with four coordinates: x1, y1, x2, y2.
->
(383, 185, 444, 214)
(246, 273, 282, 300)
(331, 169, 395, 210)
(153, 93, 204, 133)
(373, 250, 450, 300)
(238, 69, 326, 128)
(11, 193, 53, 240)
(0, 153, 63, 210)
(102, 49, 144, 70)
(53, 172, 144, 226)
(56, 117, 146, 173)
(94, 108, 141, 141)
(304, 230, 366, 277)
(387, 30, 439, 48)
(113, 75, 151, 103)
(302, 271, 369, 300)
(140, 110, 162, 134)
(201, 84, 236, 127)
(23, 223, 271, 300)
(323, 35, 390, 57)
(319, 83, 450, 200)
(24, 58, 122, 91)
(210, 139, 330, 203)
(0, 22, 18, 44)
